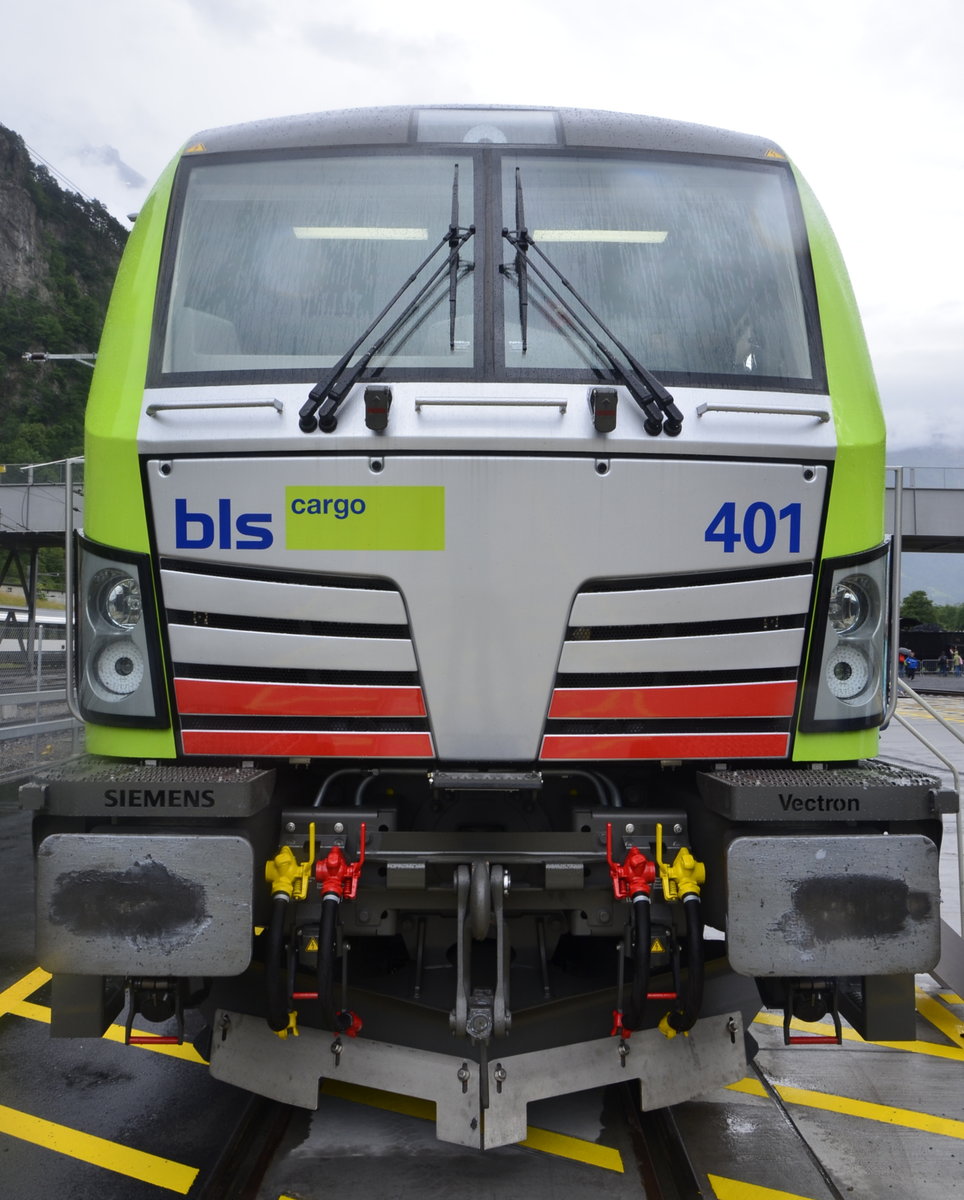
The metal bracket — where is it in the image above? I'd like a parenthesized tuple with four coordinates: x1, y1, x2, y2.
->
(450, 865, 470, 1036)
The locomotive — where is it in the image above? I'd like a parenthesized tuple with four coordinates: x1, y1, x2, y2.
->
(22, 106, 952, 1149)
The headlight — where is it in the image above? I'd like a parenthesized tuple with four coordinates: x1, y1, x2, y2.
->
(800, 543, 890, 731)
(95, 571, 143, 630)
(827, 579, 868, 634)
(78, 538, 167, 726)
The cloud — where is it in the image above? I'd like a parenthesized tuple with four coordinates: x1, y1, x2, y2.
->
(77, 145, 146, 189)
(1, 0, 959, 448)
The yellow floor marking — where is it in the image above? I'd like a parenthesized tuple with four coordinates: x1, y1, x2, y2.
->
(321, 1078, 624, 1172)
(519, 1125, 624, 1173)
(753, 1009, 964, 1062)
(708, 1174, 820, 1200)
(728, 1076, 964, 1139)
(2, 966, 204, 1061)
(916, 989, 964, 1045)
(0, 1103, 198, 1194)
(0, 967, 51, 1013)
(322, 1077, 435, 1121)
(5, 998, 51, 1024)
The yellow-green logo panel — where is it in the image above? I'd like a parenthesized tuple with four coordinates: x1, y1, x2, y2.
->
(285, 486, 445, 550)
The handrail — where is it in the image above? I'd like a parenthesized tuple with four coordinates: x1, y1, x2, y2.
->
(882, 465, 903, 728)
(415, 398, 567, 412)
(63, 456, 84, 724)
(145, 399, 283, 416)
(694, 402, 830, 422)
(894, 677, 964, 929)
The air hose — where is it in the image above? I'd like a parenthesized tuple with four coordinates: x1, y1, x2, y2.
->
(317, 894, 353, 1034)
(662, 893, 705, 1035)
(265, 893, 291, 1032)
(621, 893, 652, 1031)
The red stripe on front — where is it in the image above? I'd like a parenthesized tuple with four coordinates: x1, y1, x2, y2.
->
(547, 681, 798, 720)
(181, 730, 434, 758)
(540, 732, 790, 761)
(175, 678, 426, 718)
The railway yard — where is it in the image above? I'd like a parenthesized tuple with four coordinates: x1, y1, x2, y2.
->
(2, 690, 963, 1199)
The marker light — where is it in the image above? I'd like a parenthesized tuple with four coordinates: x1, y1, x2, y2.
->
(825, 643, 870, 699)
(95, 641, 145, 695)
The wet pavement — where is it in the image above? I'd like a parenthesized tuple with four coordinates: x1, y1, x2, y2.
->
(2, 696, 964, 1199)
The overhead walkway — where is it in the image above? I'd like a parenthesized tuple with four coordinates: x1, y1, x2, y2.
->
(887, 466, 964, 552)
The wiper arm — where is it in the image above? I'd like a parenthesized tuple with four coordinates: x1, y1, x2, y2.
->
(512, 168, 529, 351)
(300, 167, 474, 434)
(502, 170, 684, 436)
(448, 164, 463, 350)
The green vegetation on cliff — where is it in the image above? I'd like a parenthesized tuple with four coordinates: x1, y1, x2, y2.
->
(0, 123, 127, 464)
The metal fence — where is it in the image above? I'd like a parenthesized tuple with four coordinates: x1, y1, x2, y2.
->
(0, 612, 83, 784)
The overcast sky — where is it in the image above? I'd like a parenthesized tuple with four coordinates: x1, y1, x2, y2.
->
(3, 0, 962, 456)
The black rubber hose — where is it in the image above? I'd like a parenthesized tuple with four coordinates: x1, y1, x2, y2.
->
(265, 894, 291, 1032)
(621, 893, 651, 1031)
(665, 894, 705, 1034)
(316, 894, 351, 1033)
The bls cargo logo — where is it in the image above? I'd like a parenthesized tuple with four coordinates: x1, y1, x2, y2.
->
(174, 487, 445, 552)
(175, 499, 273, 549)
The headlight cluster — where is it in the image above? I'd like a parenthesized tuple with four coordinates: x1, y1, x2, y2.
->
(78, 539, 167, 726)
(800, 543, 890, 731)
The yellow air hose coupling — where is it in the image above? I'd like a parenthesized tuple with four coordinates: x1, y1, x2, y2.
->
(655, 824, 706, 1038)
(655, 823, 706, 902)
(264, 824, 317, 1036)
(265, 822, 317, 900)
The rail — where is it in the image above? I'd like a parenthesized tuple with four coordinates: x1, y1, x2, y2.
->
(0, 609, 81, 784)
(0, 683, 83, 784)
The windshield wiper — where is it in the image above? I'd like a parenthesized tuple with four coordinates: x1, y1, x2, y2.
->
(448, 163, 465, 350)
(502, 169, 684, 437)
(511, 167, 529, 351)
(300, 166, 475, 434)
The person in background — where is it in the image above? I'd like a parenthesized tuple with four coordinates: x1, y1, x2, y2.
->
(904, 652, 920, 682)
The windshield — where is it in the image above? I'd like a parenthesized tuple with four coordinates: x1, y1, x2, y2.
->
(155, 148, 820, 390)
(501, 155, 815, 383)
(159, 153, 475, 376)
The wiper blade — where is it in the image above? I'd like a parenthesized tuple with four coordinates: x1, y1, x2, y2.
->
(502, 170, 684, 436)
(300, 167, 475, 434)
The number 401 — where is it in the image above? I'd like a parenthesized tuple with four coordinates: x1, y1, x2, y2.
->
(704, 501, 801, 554)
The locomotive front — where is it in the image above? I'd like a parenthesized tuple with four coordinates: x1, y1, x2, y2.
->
(24, 106, 952, 1148)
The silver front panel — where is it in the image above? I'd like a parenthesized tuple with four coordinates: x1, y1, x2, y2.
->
(149, 454, 826, 760)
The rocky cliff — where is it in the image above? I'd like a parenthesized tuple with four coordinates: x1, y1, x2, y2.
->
(0, 123, 127, 463)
